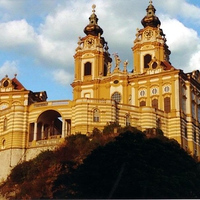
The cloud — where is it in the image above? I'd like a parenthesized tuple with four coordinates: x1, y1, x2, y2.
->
(0, 19, 36, 48)
(157, 0, 200, 23)
(161, 17, 199, 51)
(0, 0, 67, 22)
(160, 16, 200, 72)
(189, 45, 200, 71)
(52, 69, 73, 86)
(0, 18, 74, 69)
(0, 0, 199, 90)
(0, 61, 19, 78)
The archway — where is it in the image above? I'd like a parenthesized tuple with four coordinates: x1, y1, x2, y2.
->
(29, 110, 63, 142)
(37, 110, 62, 140)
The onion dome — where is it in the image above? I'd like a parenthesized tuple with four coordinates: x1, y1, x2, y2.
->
(141, 0, 161, 28)
(84, 4, 103, 36)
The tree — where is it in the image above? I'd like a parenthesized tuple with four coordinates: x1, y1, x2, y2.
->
(54, 130, 200, 199)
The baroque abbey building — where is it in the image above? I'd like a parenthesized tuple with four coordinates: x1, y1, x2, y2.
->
(1, 1, 200, 180)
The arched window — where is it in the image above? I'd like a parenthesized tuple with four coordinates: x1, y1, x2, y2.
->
(144, 54, 152, 68)
(126, 114, 131, 126)
(164, 97, 171, 113)
(140, 100, 146, 107)
(152, 99, 158, 109)
(111, 92, 121, 103)
(93, 109, 100, 122)
(2, 139, 5, 149)
(3, 117, 7, 131)
(84, 62, 92, 76)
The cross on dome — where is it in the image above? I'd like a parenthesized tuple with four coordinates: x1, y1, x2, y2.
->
(92, 4, 96, 13)
(84, 4, 103, 36)
(141, 1, 161, 28)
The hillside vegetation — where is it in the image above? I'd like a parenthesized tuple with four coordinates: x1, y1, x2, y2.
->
(1, 125, 200, 199)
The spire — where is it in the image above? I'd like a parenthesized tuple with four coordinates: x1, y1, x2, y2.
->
(84, 4, 103, 36)
(141, 0, 161, 28)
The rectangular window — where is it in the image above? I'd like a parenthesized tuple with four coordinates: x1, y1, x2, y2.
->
(182, 98, 186, 113)
(192, 103, 196, 118)
(126, 115, 131, 126)
(199, 134, 200, 145)
(3, 118, 7, 131)
(152, 99, 158, 109)
(194, 131, 197, 142)
(198, 106, 200, 122)
(185, 127, 187, 138)
(164, 97, 170, 113)
(93, 109, 100, 122)
(140, 100, 146, 107)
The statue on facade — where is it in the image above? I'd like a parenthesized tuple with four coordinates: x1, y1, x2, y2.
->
(76, 36, 83, 51)
(123, 60, 128, 72)
(113, 53, 121, 70)
(107, 62, 112, 74)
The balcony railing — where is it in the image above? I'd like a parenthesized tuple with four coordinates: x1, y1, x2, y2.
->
(28, 136, 62, 147)
(34, 100, 70, 108)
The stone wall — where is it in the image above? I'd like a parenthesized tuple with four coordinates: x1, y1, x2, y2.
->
(0, 145, 57, 182)
(0, 148, 24, 182)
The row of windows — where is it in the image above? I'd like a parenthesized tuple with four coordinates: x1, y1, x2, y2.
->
(84, 62, 107, 76)
(139, 86, 170, 97)
(184, 128, 200, 145)
(182, 97, 200, 122)
(93, 108, 131, 126)
(111, 92, 170, 113)
(140, 97, 171, 113)
(84, 54, 158, 77)
(192, 102, 200, 122)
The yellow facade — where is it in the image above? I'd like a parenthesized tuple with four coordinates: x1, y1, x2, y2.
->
(0, 1, 200, 180)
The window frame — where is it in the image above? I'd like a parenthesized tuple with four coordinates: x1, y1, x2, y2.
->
(84, 62, 92, 76)
(93, 108, 100, 122)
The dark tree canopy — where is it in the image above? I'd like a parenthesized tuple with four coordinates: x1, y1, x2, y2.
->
(54, 131, 200, 199)
(1, 128, 200, 199)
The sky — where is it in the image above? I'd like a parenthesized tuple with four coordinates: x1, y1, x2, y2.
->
(0, 0, 199, 100)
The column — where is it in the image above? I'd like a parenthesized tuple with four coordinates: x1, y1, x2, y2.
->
(33, 122, 37, 141)
(62, 120, 66, 138)
(41, 124, 44, 139)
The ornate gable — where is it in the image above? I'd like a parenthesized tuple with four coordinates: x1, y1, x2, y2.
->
(0, 75, 26, 92)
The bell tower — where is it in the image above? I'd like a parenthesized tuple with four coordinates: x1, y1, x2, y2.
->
(132, 1, 171, 74)
(72, 5, 112, 100)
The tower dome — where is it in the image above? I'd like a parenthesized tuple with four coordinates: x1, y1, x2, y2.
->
(141, 0, 161, 28)
(84, 4, 103, 36)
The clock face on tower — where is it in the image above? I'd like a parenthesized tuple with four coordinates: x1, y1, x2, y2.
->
(86, 38, 94, 47)
(144, 30, 153, 39)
